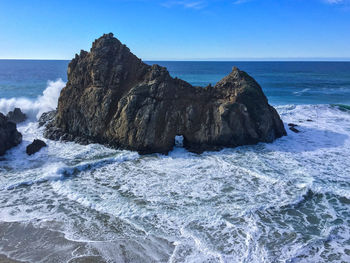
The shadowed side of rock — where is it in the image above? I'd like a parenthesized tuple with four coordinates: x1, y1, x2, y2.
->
(26, 139, 47, 155)
(0, 113, 22, 156)
(43, 33, 286, 154)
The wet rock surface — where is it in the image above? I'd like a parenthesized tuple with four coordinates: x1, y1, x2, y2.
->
(26, 139, 47, 155)
(0, 113, 22, 156)
(38, 110, 56, 127)
(44, 33, 286, 154)
(289, 126, 300, 133)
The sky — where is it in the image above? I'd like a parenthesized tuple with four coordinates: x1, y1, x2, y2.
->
(0, 0, 349, 60)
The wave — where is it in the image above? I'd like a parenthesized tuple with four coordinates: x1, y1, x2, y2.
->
(4, 152, 139, 190)
(0, 79, 65, 120)
(331, 104, 350, 112)
(293, 88, 310, 95)
(57, 152, 139, 176)
(1, 102, 350, 263)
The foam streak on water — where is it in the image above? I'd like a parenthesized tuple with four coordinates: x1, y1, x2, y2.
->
(0, 101, 350, 262)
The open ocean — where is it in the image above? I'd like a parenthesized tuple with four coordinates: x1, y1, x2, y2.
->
(0, 60, 350, 263)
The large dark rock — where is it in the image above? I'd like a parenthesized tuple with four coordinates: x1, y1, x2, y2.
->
(0, 113, 22, 156)
(7, 108, 27, 124)
(44, 33, 286, 154)
(26, 139, 47, 155)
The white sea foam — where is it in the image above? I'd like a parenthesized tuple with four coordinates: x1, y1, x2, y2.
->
(0, 79, 65, 119)
(293, 88, 310, 95)
(1, 104, 350, 262)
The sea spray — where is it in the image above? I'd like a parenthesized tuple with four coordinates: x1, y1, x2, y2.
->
(0, 79, 65, 119)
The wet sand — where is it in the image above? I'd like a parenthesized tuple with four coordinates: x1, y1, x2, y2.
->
(0, 254, 22, 263)
(0, 254, 107, 263)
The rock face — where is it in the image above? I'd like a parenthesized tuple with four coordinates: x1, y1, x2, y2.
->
(39, 110, 57, 127)
(44, 33, 286, 154)
(26, 139, 47, 155)
(6, 108, 27, 124)
(0, 113, 22, 156)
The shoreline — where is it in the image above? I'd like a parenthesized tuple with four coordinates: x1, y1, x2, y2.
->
(0, 254, 22, 263)
(0, 254, 107, 263)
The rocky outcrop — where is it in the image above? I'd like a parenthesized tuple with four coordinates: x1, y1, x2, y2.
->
(26, 139, 47, 155)
(0, 113, 22, 156)
(7, 108, 27, 124)
(44, 33, 286, 154)
(38, 110, 56, 127)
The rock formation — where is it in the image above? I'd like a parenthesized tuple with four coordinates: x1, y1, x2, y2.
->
(44, 33, 286, 154)
(0, 113, 22, 156)
(38, 110, 56, 128)
(7, 108, 27, 124)
(26, 139, 47, 155)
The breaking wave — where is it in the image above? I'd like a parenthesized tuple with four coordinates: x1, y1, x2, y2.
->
(0, 79, 65, 119)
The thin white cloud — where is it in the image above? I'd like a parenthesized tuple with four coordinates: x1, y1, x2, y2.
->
(162, 1, 207, 9)
(232, 0, 348, 5)
(326, 0, 343, 4)
(325, 0, 344, 3)
(162, 0, 349, 9)
(323, 0, 350, 7)
(233, 0, 251, 4)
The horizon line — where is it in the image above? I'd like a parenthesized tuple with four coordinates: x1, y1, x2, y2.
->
(1, 58, 350, 62)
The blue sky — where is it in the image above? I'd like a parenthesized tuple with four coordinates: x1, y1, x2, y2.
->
(0, 0, 349, 60)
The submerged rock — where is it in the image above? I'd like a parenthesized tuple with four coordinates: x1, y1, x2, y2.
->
(44, 33, 286, 154)
(7, 108, 27, 124)
(289, 127, 300, 133)
(26, 139, 47, 155)
(0, 113, 22, 156)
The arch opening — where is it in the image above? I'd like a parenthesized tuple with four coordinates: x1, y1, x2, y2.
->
(174, 135, 184, 147)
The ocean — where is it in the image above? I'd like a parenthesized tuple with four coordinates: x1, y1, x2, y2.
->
(0, 60, 350, 263)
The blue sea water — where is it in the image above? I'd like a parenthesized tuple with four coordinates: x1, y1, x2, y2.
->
(0, 60, 68, 99)
(1, 60, 350, 105)
(0, 60, 350, 263)
(154, 61, 350, 105)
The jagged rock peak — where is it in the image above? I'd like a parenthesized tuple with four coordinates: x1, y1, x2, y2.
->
(44, 33, 286, 154)
(6, 108, 27, 124)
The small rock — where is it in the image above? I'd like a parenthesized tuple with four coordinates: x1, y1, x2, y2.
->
(306, 119, 313, 122)
(288, 123, 298, 127)
(26, 139, 47, 155)
(7, 108, 27, 124)
(289, 127, 300, 133)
